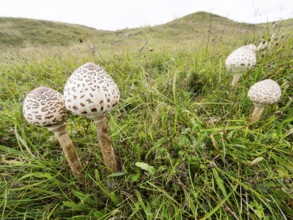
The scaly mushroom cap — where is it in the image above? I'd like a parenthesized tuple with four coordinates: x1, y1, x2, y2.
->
(23, 87, 68, 127)
(63, 62, 120, 119)
(248, 79, 281, 106)
(244, 44, 257, 52)
(225, 46, 256, 73)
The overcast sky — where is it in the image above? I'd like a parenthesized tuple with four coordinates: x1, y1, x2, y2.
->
(0, 0, 292, 30)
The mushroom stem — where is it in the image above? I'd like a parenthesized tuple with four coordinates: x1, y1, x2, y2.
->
(94, 116, 118, 172)
(231, 73, 242, 87)
(251, 105, 265, 123)
(48, 124, 82, 177)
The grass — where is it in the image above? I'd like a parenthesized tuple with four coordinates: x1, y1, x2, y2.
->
(0, 12, 292, 219)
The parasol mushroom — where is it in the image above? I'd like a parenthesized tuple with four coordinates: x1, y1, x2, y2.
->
(23, 87, 82, 177)
(225, 45, 257, 86)
(63, 62, 120, 172)
(247, 79, 281, 122)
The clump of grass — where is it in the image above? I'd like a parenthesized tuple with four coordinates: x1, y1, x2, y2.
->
(0, 17, 292, 219)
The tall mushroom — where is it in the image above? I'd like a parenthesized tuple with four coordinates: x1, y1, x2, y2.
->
(247, 79, 281, 122)
(63, 62, 120, 172)
(23, 87, 82, 177)
(225, 44, 257, 86)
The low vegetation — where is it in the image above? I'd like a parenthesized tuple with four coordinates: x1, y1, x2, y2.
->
(0, 12, 292, 219)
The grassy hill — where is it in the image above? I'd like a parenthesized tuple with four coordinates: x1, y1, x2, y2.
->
(0, 12, 287, 49)
(0, 17, 110, 47)
(0, 12, 292, 219)
(1, 11, 291, 58)
(1, 12, 292, 54)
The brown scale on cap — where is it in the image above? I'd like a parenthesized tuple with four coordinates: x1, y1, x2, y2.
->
(23, 87, 68, 127)
(63, 62, 120, 120)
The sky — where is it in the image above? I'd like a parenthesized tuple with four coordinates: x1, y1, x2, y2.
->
(0, 0, 292, 30)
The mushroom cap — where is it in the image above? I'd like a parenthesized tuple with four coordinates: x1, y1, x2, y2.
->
(244, 44, 257, 52)
(225, 45, 256, 73)
(248, 79, 281, 106)
(63, 62, 120, 119)
(23, 87, 68, 127)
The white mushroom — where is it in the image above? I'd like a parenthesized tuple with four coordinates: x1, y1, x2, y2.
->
(225, 45, 257, 86)
(63, 62, 120, 172)
(248, 79, 281, 122)
(23, 87, 82, 177)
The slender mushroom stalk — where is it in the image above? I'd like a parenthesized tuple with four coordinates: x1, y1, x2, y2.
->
(225, 44, 257, 87)
(250, 104, 265, 122)
(94, 115, 117, 171)
(248, 79, 281, 122)
(63, 62, 120, 172)
(231, 72, 242, 87)
(23, 87, 82, 177)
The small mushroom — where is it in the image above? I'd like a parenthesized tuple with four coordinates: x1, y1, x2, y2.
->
(247, 79, 281, 122)
(23, 87, 82, 177)
(63, 62, 120, 172)
(225, 45, 257, 87)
